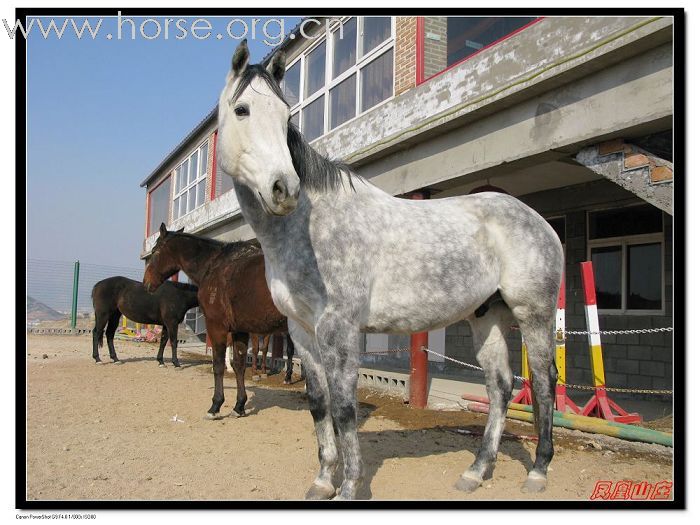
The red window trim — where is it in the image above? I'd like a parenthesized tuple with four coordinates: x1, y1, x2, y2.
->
(145, 174, 171, 238)
(210, 130, 218, 201)
(415, 16, 544, 86)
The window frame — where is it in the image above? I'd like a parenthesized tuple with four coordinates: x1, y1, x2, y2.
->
(586, 207, 665, 316)
(415, 16, 544, 85)
(288, 16, 396, 142)
(172, 139, 209, 220)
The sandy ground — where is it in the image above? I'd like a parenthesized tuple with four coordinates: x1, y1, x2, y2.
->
(25, 334, 673, 502)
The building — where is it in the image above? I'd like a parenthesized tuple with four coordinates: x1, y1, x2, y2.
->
(140, 15, 675, 392)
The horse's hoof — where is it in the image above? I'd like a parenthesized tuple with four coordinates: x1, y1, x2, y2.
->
(158, 363, 165, 368)
(173, 363, 181, 368)
(283, 379, 291, 385)
(112, 359, 122, 364)
(305, 482, 336, 500)
(454, 473, 482, 493)
(94, 360, 103, 365)
(252, 375, 261, 381)
(231, 408, 246, 418)
(205, 412, 222, 420)
(521, 471, 547, 493)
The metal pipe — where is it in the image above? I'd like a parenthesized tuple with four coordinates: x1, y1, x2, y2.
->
(71, 261, 80, 329)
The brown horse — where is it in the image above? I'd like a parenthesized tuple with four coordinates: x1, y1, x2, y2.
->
(143, 223, 295, 418)
(91, 276, 199, 366)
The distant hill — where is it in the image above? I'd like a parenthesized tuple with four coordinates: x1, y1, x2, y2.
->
(26, 296, 66, 323)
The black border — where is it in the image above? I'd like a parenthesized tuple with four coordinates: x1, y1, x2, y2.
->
(17, 7, 686, 511)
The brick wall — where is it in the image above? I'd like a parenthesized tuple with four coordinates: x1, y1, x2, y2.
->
(394, 17, 417, 96)
(422, 17, 447, 79)
(205, 130, 216, 201)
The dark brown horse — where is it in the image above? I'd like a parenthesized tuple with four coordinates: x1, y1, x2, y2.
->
(91, 276, 199, 366)
(143, 223, 295, 418)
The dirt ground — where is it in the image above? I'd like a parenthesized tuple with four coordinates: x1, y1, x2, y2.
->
(24, 334, 673, 502)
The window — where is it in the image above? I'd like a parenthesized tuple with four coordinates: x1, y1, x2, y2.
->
(587, 205, 664, 313)
(420, 16, 539, 82)
(173, 140, 208, 219)
(285, 16, 395, 140)
(147, 176, 171, 236)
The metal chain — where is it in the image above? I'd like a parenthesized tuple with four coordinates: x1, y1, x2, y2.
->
(363, 347, 672, 396)
(510, 326, 673, 336)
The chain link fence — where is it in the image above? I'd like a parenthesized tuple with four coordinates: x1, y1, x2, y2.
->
(26, 259, 202, 335)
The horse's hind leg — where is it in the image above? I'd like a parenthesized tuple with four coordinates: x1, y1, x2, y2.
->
(156, 325, 169, 367)
(284, 334, 294, 384)
(504, 296, 557, 493)
(288, 320, 338, 500)
(260, 335, 270, 376)
(518, 318, 557, 493)
(206, 325, 228, 419)
(168, 322, 180, 367)
(231, 332, 249, 417)
(105, 311, 122, 363)
(251, 334, 260, 378)
(456, 302, 514, 493)
(92, 311, 109, 363)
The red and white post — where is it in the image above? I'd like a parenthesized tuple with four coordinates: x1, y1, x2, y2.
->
(554, 271, 581, 413)
(579, 261, 641, 423)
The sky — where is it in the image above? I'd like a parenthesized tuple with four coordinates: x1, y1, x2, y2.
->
(27, 14, 302, 269)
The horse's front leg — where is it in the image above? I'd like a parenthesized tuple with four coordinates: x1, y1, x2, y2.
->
(230, 332, 249, 417)
(315, 311, 363, 500)
(288, 320, 338, 500)
(206, 325, 228, 419)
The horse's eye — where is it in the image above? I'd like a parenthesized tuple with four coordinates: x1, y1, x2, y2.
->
(234, 105, 249, 117)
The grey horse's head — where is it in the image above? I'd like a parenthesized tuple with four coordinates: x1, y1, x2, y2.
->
(217, 39, 300, 216)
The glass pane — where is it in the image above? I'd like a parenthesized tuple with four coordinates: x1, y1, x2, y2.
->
(196, 180, 206, 207)
(175, 166, 182, 193)
(591, 246, 622, 309)
(181, 159, 189, 188)
(189, 151, 199, 183)
(199, 142, 208, 176)
(627, 243, 662, 310)
(179, 192, 187, 217)
(333, 18, 357, 78)
(547, 217, 565, 244)
(302, 95, 325, 141)
(188, 186, 196, 212)
(290, 111, 300, 129)
(330, 74, 356, 129)
(305, 41, 326, 98)
(173, 196, 179, 220)
(283, 60, 301, 106)
(422, 17, 536, 78)
(589, 205, 663, 239)
(148, 176, 171, 235)
(361, 48, 393, 112)
(362, 16, 390, 55)
(219, 171, 234, 196)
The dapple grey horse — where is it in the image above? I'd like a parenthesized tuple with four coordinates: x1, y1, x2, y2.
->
(216, 40, 563, 500)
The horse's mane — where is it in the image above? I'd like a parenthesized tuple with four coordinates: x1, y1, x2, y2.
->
(169, 230, 261, 259)
(233, 64, 361, 193)
(287, 122, 358, 193)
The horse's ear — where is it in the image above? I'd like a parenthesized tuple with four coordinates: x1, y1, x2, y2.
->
(231, 39, 249, 76)
(266, 49, 286, 84)
(159, 223, 168, 237)
(176, 227, 185, 234)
